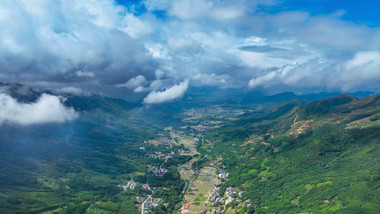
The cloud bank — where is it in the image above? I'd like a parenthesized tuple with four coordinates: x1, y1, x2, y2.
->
(0, 0, 379, 100)
(143, 80, 189, 104)
(0, 93, 78, 125)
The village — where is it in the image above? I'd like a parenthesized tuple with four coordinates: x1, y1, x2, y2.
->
(178, 158, 253, 214)
(116, 132, 188, 213)
(117, 112, 253, 214)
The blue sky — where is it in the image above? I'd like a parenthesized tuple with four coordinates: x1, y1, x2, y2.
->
(278, 0, 380, 26)
(0, 0, 379, 103)
(116, 0, 380, 26)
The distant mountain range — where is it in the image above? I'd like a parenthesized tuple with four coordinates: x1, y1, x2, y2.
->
(1, 82, 376, 107)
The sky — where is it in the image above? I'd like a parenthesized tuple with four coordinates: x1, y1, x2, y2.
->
(0, 0, 380, 105)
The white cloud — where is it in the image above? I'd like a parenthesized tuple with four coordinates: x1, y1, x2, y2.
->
(134, 85, 148, 92)
(210, 7, 243, 20)
(0, 93, 78, 125)
(344, 51, 380, 70)
(120, 14, 152, 38)
(1, 0, 380, 96)
(0, 0, 153, 83)
(143, 80, 189, 104)
(56, 87, 88, 96)
(169, 0, 213, 20)
(115, 75, 147, 90)
(243, 36, 268, 47)
(248, 72, 277, 88)
(192, 73, 228, 86)
(146, 43, 170, 59)
(337, 51, 380, 91)
(76, 70, 95, 77)
(153, 0, 243, 21)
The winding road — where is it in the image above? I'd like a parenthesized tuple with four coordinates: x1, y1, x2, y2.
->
(141, 195, 152, 214)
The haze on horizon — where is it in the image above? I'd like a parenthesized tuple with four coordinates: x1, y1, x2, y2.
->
(0, 0, 380, 103)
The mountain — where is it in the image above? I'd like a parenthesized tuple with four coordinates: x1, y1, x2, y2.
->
(0, 82, 41, 103)
(0, 84, 379, 213)
(181, 86, 375, 105)
(200, 94, 380, 213)
(303, 94, 358, 116)
(0, 86, 186, 214)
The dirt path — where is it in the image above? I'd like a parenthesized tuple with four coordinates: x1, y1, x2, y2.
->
(290, 119, 314, 136)
(293, 114, 299, 123)
(85, 201, 100, 214)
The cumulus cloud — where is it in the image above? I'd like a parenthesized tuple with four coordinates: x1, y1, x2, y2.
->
(0, 0, 154, 86)
(248, 72, 277, 88)
(143, 80, 189, 104)
(0, 0, 380, 99)
(335, 51, 380, 91)
(115, 75, 148, 92)
(0, 93, 78, 125)
(344, 51, 380, 70)
(120, 14, 152, 38)
(116, 75, 147, 88)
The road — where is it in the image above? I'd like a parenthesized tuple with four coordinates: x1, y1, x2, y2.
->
(225, 191, 233, 205)
(85, 201, 100, 214)
(141, 195, 152, 214)
(171, 137, 179, 145)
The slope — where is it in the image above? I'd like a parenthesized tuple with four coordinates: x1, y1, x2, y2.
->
(201, 95, 380, 213)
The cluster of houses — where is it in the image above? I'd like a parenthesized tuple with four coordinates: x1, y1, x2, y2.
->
(237, 199, 253, 209)
(145, 199, 160, 211)
(211, 161, 229, 169)
(225, 187, 251, 206)
(148, 150, 178, 159)
(150, 166, 168, 176)
(191, 124, 209, 132)
(226, 187, 240, 197)
(142, 183, 151, 190)
(136, 197, 161, 213)
(160, 139, 176, 145)
(211, 208, 225, 214)
(209, 188, 225, 205)
(218, 171, 229, 180)
(136, 196, 170, 213)
(208, 186, 253, 212)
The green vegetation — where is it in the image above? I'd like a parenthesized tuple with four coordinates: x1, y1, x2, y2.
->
(202, 95, 380, 213)
(0, 95, 185, 213)
(1, 93, 379, 213)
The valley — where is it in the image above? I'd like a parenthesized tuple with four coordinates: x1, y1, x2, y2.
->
(0, 93, 379, 213)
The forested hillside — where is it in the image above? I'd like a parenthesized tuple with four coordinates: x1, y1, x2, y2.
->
(201, 95, 380, 213)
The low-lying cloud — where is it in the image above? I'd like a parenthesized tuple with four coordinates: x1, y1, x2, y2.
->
(0, 93, 78, 125)
(115, 75, 148, 92)
(143, 80, 189, 104)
